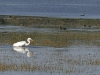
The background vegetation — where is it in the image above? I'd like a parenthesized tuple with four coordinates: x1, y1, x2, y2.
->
(0, 15, 100, 28)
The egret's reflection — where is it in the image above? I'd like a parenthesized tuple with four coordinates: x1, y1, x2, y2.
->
(13, 47, 33, 57)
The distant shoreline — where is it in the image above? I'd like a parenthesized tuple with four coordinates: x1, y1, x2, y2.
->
(0, 14, 100, 19)
(0, 15, 100, 28)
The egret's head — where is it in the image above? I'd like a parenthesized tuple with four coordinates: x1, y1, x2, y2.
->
(28, 38, 34, 42)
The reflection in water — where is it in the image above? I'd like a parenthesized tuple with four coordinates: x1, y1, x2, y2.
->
(13, 47, 33, 57)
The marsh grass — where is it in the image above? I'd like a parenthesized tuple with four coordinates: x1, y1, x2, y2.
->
(0, 15, 100, 28)
(0, 15, 100, 47)
(0, 31, 100, 47)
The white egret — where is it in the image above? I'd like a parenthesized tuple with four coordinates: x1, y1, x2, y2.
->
(13, 38, 33, 47)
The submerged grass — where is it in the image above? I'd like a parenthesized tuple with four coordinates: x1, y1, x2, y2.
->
(0, 58, 100, 72)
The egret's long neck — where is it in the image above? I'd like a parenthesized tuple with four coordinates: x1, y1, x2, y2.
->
(25, 39, 30, 46)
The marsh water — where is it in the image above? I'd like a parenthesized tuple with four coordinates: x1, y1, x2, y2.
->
(0, 24, 100, 75)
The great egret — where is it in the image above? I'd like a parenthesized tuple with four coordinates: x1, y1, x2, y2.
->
(13, 38, 33, 47)
(13, 47, 33, 57)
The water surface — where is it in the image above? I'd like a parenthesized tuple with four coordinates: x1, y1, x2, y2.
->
(0, 44, 100, 75)
(0, 0, 100, 18)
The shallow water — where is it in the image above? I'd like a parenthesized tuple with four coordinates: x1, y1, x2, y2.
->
(0, 25, 59, 33)
(0, 25, 100, 33)
(0, 25, 100, 75)
(0, 44, 100, 75)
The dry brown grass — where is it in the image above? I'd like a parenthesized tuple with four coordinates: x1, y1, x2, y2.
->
(0, 31, 100, 47)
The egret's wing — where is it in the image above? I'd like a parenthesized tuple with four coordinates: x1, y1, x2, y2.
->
(13, 41, 26, 46)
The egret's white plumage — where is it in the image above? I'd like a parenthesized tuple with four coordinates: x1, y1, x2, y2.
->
(13, 38, 33, 47)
